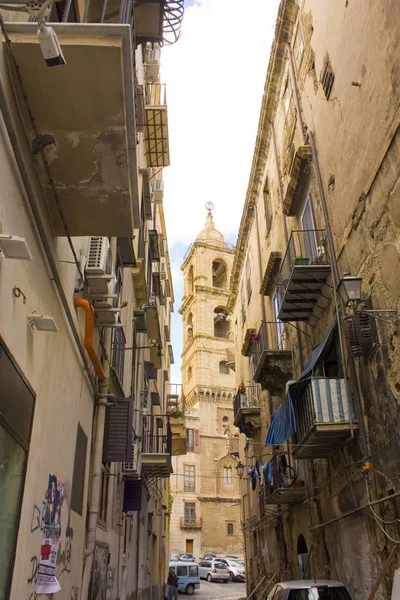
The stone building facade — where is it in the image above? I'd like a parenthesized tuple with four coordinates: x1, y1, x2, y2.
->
(0, 4, 186, 600)
(228, 1, 400, 599)
(169, 212, 244, 559)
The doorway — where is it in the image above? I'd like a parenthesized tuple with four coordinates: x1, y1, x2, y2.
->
(297, 534, 311, 579)
(186, 539, 194, 554)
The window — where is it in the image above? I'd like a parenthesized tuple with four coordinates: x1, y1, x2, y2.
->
(283, 81, 295, 130)
(264, 183, 273, 235)
(212, 259, 227, 289)
(287, 589, 352, 600)
(273, 291, 285, 349)
(321, 56, 335, 99)
(219, 361, 229, 374)
(214, 308, 230, 339)
(187, 313, 193, 343)
(98, 464, 110, 526)
(184, 502, 196, 524)
(227, 523, 234, 536)
(300, 196, 318, 261)
(177, 566, 188, 576)
(189, 566, 198, 576)
(188, 366, 192, 379)
(246, 257, 252, 301)
(70, 423, 88, 515)
(184, 465, 195, 492)
(187, 429, 194, 452)
(188, 265, 194, 293)
(293, 24, 304, 69)
(223, 467, 232, 485)
(241, 284, 246, 324)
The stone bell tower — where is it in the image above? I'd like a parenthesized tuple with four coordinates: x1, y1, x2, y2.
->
(171, 204, 243, 557)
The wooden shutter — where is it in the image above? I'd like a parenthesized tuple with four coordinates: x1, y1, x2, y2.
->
(194, 429, 200, 453)
(70, 423, 88, 515)
(103, 398, 133, 462)
(123, 479, 142, 512)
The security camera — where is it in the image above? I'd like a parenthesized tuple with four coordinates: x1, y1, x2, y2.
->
(37, 24, 66, 67)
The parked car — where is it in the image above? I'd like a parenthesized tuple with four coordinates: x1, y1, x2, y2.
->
(179, 553, 194, 562)
(267, 580, 353, 599)
(169, 561, 200, 595)
(199, 554, 217, 561)
(217, 558, 245, 582)
(198, 560, 229, 583)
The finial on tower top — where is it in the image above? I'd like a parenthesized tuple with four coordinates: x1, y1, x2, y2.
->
(205, 201, 214, 214)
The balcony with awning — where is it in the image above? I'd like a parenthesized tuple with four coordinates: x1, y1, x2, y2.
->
(276, 230, 332, 322)
(3, 23, 140, 236)
(265, 319, 357, 459)
(251, 321, 293, 395)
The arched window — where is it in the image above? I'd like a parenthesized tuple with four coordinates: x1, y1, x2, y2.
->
(214, 307, 230, 339)
(188, 265, 194, 294)
(219, 361, 229, 374)
(212, 260, 227, 289)
(187, 313, 193, 343)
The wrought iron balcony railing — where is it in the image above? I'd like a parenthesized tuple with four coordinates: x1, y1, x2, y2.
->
(180, 517, 202, 529)
(111, 326, 126, 387)
(233, 385, 260, 418)
(251, 321, 293, 395)
(142, 414, 171, 456)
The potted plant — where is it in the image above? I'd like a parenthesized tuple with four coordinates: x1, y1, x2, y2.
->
(295, 256, 309, 265)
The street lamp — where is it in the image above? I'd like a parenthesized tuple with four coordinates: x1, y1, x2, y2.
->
(337, 273, 363, 306)
(236, 461, 245, 480)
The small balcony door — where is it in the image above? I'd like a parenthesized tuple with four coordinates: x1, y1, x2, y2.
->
(184, 502, 196, 525)
(273, 291, 285, 349)
(300, 196, 318, 261)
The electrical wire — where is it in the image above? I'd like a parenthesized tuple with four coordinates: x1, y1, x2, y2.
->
(369, 511, 400, 544)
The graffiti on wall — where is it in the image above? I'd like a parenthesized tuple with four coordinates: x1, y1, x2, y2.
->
(90, 544, 109, 600)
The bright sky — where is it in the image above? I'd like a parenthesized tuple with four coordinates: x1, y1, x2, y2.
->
(161, 0, 280, 381)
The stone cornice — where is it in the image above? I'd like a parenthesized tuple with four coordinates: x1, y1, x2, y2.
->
(179, 293, 194, 315)
(227, 0, 297, 312)
(195, 285, 229, 297)
(198, 496, 240, 503)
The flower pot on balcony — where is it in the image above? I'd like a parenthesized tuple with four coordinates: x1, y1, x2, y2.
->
(295, 257, 309, 265)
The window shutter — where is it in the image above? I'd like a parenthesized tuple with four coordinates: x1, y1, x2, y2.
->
(194, 429, 200, 453)
(123, 479, 142, 512)
(103, 398, 133, 462)
(70, 423, 88, 515)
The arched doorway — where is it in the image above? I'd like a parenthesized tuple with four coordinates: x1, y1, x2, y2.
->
(297, 534, 311, 579)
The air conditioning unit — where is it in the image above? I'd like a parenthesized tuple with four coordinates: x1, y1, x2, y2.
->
(152, 179, 164, 204)
(122, 441, 141, 477)
(85, 237, 113, 294)
(145, 47, 161, 81)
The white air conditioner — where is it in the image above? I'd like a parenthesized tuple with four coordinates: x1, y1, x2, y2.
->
(145, 47, 161, 81)
(92, 280, 116, 310)
(122, 441, 141, 476)
(85, 237, 113, 294)
(86, 236, 110, 275)
(152, 179, 164, 204)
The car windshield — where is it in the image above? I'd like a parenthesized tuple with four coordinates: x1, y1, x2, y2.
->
(287, 587, 352, 600)
(229, 561, 243, 567)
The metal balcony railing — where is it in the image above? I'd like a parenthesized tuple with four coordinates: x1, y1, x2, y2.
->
(180, 517, 202, 529)
(142, 414, 172, 455)
(111, 326, 126, 386)
(252, 321, 290, 365)
(233, 385, 260, 419)
(278, 229, 329, 286)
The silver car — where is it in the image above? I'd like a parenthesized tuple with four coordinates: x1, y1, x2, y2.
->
(267, 580, 352, 599)
(217, 558, 246, 582)
(198, 560, 229, 583)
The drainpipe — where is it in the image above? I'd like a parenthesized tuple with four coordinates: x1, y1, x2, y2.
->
(80, 326, 111, 600)
(74, 299, 107, 380)
(0, 78, 97, 394)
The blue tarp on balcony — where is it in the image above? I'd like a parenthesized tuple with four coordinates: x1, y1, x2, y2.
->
(265, 394, 297, 445)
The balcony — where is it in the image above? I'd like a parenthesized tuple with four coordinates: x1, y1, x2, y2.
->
(264, 453, 306, 505)
(180, 517, 202, 530)
(142, 84, 170, 168)
(233, 385, 261, 438)
(111, 326, 126, 389)
(141, 414, 172, 478)
(276, 230, 332, 322)
(283, 145, 313, 216)
(252, 322, 293, 395)
(292, 378, 356, 459)
(3, 23, 139, 236)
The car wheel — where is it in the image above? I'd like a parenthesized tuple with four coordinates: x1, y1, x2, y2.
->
(207, 574, 212, 582)
(186, 584, 195, 595)
(228, 572, 234, 582)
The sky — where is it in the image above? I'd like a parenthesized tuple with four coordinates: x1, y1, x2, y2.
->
(161, 0, 281, 381)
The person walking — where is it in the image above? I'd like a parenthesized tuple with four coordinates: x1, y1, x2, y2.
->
(167, 567, 179, 600)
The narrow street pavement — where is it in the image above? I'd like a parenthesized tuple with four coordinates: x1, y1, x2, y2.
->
(190, 580, 246, 600)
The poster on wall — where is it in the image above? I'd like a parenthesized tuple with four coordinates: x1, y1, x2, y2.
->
(35, 472, 64, 595)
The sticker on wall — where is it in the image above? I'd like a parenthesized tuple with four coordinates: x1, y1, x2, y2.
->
(36, 472, 64, 595)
